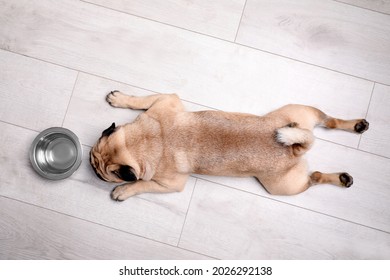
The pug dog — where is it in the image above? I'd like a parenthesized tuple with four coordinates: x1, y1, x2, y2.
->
(90, 91, 369, 201)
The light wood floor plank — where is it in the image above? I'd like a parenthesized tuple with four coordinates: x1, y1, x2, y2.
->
(0, 122, 195, 246)
(0, 0, 373, 148)
(236, 0, 390, 84)
(359, 84, 390, 158)
(83, 0, 246, 40)
(196, 138, 390, 233)
(0, 50, 77, 131)
(336, 0, 390, 14)
(0, 197, 209, 259)
(179, 179, 390, 259)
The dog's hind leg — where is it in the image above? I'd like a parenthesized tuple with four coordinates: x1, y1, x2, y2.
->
(309, 171, 353, 188)
(258, 160, 311, 195)
(258, 160, 353, 195)
(321, 116, 369, 134)
(272, 104, 369, 134)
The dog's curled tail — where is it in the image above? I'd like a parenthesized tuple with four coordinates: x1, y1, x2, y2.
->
(275, 123, 314, 156)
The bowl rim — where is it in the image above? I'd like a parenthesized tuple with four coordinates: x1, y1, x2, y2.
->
(29, 127, 83, 180)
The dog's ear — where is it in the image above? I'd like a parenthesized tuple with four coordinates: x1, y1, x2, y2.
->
(102, 122, 116, 137)
(142, 161, 154, 181)
(115, 165, 137, 182)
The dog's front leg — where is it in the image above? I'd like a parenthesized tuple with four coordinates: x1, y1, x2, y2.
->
(106, 91, 183, 110)
(106, 91, 161, 109)
(110, 179, 184, 201)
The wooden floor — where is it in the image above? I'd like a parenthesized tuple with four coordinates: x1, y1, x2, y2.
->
(1, 0, 390, 259)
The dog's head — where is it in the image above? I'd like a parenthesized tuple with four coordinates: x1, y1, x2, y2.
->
(90, 122, 138, 183)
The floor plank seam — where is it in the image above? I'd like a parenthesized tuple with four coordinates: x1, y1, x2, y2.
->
(1, 49, 222, 113)
(2, 43, 389, 96)
(3, 42, 387, 90)
(3, 50, 384, 128)
(192, 177, 390, 236)
(79, 0, 236, 42)
(331, 0, 390, 16)
(0, 120, 40, 134)
(234, 0, 248, 42)
(233, 42, 388, 86)
(180, 98, 220, 111)
(358, 82, 375, 149)
(0, 194, 214, 258)
(61, 72, 80, 127)
(316, 137, 390, 160)
(177, 178, 198, 248)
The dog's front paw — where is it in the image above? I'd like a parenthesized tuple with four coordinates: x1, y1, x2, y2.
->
(106, 90, 130, 108)
(111, 184, 132, 201)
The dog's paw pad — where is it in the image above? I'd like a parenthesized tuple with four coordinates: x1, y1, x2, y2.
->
(354, 119, 369, 134)
(339, 173, 353, 188)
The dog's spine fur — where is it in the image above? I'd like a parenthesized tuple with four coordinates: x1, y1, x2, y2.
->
(276, 125, 314, 156)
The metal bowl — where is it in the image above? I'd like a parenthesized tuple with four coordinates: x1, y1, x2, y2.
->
(29, 127, 82, 180)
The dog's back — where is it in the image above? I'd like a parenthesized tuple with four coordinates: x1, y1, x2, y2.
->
(164, 110, 300, 177)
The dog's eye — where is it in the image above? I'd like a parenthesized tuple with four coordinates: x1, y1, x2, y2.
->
(113, 170, 120, 178)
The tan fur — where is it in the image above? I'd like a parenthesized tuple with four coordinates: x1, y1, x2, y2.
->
(90, 92, 368, 201)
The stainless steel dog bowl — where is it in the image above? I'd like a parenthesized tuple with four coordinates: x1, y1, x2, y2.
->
(29, 127, 82, 180)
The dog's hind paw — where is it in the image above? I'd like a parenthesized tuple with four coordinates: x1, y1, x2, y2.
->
(354, 119, 369, 134)
(339, 173, 353, 188)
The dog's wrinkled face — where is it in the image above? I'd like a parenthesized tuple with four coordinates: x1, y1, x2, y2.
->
(90, 122, 137, 183)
